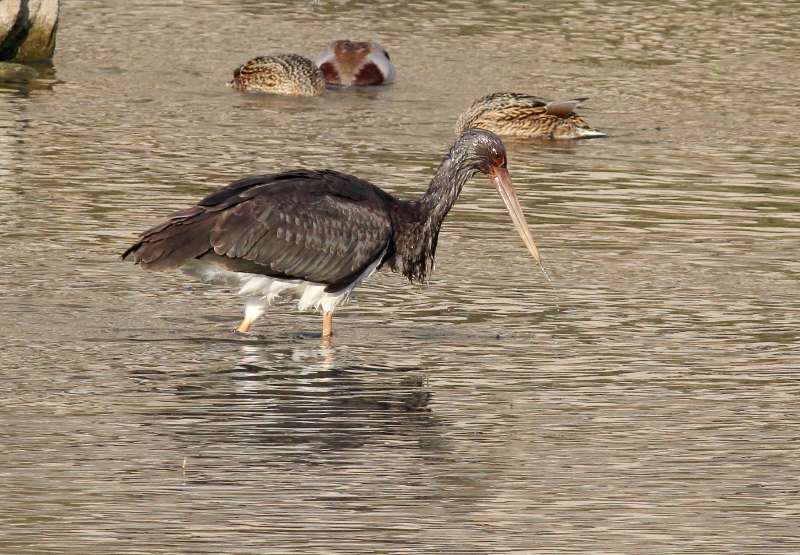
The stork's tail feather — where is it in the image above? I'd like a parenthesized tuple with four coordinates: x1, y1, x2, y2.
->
(121, 242, 140, 261)
(121, 207, 214, 271)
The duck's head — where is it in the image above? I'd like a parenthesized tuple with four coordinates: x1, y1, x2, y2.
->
(315, 40, 396, 87)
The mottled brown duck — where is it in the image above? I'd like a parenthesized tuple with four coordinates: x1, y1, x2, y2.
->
(229, 40, 395, 96)
(456, 92, 606, 139)
(228, 54, 326, 96)
(315, 40, 395, 86)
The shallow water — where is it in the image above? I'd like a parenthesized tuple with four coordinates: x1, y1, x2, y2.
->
(1, 1, 799, 553)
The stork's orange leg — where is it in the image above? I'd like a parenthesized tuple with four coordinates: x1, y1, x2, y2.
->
(236, 316, 257, 334)
(322, 311, 334, 339)
(236, 303, 265, 334)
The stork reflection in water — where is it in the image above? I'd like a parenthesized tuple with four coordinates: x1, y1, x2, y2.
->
(122, 129, 544, 339)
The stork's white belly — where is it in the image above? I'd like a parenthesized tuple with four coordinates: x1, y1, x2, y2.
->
(181, 248, 385, 314)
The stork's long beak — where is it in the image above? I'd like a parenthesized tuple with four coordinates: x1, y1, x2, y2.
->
(490, 166, 542, 267)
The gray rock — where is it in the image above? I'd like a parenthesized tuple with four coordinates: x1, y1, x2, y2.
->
(0, 0, 59, 62)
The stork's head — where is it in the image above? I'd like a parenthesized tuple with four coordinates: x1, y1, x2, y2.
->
(451, 129, 543, 267)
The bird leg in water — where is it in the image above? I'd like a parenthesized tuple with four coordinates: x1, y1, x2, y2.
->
(322, 311, 334, 339)
(236, 302, 265, 334)
(236, 317, 255, 334)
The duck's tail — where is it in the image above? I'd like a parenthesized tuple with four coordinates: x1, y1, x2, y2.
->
(572, 126, 608, 139)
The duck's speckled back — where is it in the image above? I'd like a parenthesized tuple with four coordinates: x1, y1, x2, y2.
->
(229, 54, 326, 96)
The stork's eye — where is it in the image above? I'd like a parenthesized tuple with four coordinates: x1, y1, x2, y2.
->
(490, 147, 506, 167)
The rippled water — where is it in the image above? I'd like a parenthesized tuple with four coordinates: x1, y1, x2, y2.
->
(2, 1, 799, 553)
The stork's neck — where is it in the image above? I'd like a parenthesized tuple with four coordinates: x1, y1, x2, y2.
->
(388, 151, 476, 284)
(418, 154, 474, 229)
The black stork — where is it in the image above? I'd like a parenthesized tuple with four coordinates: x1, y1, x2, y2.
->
(122, 129, 543, 339)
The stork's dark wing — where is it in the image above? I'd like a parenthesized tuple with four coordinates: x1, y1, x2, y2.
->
(123, 170, 394, 288)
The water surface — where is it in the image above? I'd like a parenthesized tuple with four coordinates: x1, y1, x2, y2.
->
(1, 1, 799, 553)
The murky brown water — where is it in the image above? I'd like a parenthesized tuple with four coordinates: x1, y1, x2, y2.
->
(1, 1, 799, 553)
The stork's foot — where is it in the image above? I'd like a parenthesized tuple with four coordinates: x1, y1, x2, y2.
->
(233, 320, 257, 336)
(235, 321, 255, 334)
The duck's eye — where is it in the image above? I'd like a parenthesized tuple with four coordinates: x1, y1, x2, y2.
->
(383, 50, 391, 60)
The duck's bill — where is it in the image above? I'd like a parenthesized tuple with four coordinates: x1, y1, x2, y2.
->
(490, 166, 542, 266)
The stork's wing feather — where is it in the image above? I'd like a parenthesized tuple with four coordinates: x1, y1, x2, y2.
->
(123, 170, 394, 288)
(210, 176, 392, 286)
(121, 205, 216, 270)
